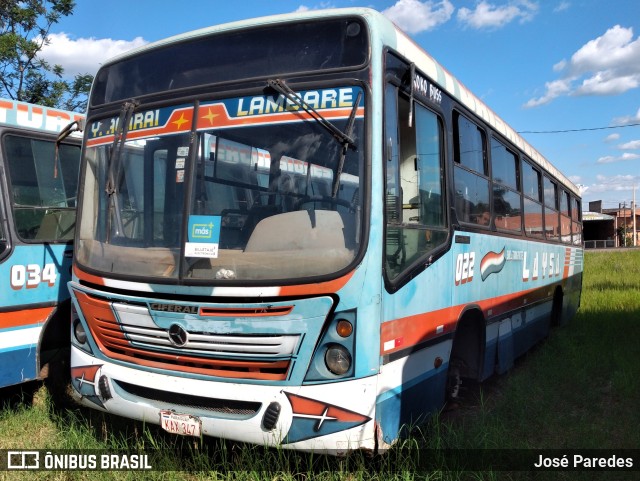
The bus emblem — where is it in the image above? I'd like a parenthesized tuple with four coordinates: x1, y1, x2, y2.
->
(168, 324, 188, 347)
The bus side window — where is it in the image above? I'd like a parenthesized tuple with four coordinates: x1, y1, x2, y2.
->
(0, 190, 7, 258)
(453, 112, 490, 227)
(490, 137, 522, 232)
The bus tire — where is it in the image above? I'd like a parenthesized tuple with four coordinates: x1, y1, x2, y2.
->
(551, 287, 564, 327)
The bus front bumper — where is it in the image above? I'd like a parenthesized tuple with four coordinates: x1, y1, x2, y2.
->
(70, 346, 377, 452)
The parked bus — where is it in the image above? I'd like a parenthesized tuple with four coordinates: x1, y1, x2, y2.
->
(0, 99, 83, 389)
(69, 8, 583, 452)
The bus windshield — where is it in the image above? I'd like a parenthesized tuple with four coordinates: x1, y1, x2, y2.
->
(78, 86, 365, 282)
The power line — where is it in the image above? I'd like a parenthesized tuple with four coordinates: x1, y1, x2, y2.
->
(518, 122, 640, 134)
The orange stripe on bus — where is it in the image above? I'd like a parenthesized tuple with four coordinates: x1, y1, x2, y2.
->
(380, 285, 557, 356)
(279, 271, 354, 297)
(73, 265, 106, 285)
(0, 307, 54, 329)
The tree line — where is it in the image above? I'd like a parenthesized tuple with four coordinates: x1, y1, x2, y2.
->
(1, 0, 91, 111)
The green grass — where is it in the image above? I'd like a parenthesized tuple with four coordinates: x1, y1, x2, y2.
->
(1, 249, 639, 480)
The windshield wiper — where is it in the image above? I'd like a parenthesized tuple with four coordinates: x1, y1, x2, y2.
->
(267, 79, 356, 148)
(332, 89, 362, 198)
(105, 100, 138, 238)
(267, 79, 361, 198)
(56, 118, 85, 144)
(53, 119, 84, 179)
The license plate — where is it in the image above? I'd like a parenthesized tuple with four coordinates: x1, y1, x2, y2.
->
(159, 410, 202, 437)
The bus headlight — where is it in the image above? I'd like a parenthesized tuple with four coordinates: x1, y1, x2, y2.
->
(324, 344, 352, 375)
(73, 320, 87, 345)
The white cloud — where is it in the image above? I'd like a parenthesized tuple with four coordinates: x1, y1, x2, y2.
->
(568, 175, 582, 184)
(589, 174, 639, 193)
(523, 78, 572, 107)
(596, 152, 640, 164)
(457, 1, 538, 30)
(604, 133, 620, 142)
(569, 25, 640, 76)
(618, 140, 640, 150)
(295, 3, 334, 13)
(525, 25, 640, 107)
(382, 0, 454, 34)
(554, 1, 570, 13)
(38, 32, 147, 77)
(596, 155, 617, 164)
(613, 107, 640, 125)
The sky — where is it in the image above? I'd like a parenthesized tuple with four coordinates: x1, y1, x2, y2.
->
(41, 0, 640, 211)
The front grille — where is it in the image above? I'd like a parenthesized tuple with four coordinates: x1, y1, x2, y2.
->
(74, 291, 297, 381)
(114, 380, 261, 416)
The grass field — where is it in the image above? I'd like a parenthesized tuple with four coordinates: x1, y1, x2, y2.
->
(1, 249, 639, 480)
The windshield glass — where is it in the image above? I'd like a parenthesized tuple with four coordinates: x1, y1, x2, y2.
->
(77, 86, 365, 282)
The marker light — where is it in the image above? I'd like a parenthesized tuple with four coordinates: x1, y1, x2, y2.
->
(324, 344, 352, 375)
(336, 319, 353, 338)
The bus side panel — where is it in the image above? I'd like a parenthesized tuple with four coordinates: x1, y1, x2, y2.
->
(375, 232, 584, 444)
(0, 244, 73, 388)
(0, 317, 48, 386)
(376, 250, 455, 444)
(450, 233, 584, 382)
(375, 340, 451, 444)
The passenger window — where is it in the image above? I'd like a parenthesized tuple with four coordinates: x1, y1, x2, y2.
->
(522, 161, 541, 202)
(491, 137, 521, 232)
(0, 189, 7, 258)
(543, 176, 559, 241)
(571, 196, 582, 245)
(560, 190, 571, 243)
(522, 160, 544, 238)
(454, 112, 490, 227)
(455, 113, 487, 175)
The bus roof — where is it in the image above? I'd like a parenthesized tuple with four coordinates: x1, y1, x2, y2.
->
(0, 98, 84, 134)
(98, 7, 579, 197)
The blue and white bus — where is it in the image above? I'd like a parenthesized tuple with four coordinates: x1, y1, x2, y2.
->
(0, 99, 83, 389)
(68, 8, 583, 452)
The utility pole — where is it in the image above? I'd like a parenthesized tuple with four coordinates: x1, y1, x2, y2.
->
(634, 185, 637, 247)
(619, 202, 627, 247)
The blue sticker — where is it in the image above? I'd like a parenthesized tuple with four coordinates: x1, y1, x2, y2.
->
(188, 216, 221, 243)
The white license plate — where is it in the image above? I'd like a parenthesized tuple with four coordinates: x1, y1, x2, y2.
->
(159, 410, 202, 437)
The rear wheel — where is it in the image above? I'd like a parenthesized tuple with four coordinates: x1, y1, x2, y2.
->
(551, 288, 564, 326)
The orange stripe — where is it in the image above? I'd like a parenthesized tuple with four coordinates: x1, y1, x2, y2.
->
(199, 306, 294, 317)
(380, 285, 557, 356)
(0, 307, 54, 329)
(563, 247, 571, 279)
(279, 271, 354, 297)
(380, 306, 461, 356)
(73, 265, 105, 285)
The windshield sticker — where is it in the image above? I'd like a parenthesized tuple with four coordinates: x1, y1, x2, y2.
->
(185, 215, 221, 258)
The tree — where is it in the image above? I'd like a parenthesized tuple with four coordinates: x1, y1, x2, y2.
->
(0, 0, 92, 111)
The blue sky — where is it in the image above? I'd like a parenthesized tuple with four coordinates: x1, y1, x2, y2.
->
(42, 0, 640, 210)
